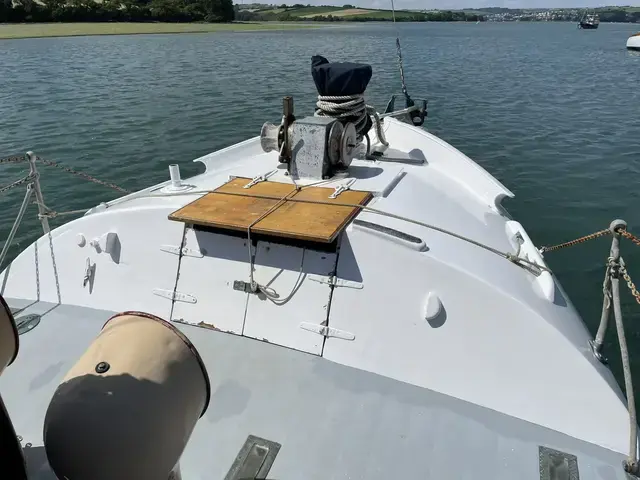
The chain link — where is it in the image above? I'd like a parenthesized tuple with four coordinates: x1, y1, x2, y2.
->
(37, 156, 131, 194)
(620, 229, 640, 248)
(539, 229, 611, 253)
(3, 153, 129, 194)
(0, 174, 34, 195)
(620, 262, 640, 305)
(0, 154, 27, 164)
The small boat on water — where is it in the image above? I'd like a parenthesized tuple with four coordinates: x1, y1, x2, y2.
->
(628, 32, 640, 50)
(578, 10, 600, 29)
(2, 52, 640, 479)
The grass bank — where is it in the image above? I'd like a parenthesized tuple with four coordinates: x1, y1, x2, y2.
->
(0, 22, 314, 40)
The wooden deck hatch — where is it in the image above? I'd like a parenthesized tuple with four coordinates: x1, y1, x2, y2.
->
(168, 177, 372, 243)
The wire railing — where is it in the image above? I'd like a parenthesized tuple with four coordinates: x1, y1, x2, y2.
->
(0, 151, 129, 270)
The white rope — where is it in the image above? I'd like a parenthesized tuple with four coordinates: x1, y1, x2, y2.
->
(34, 181, 550, 278)
(0, 184, 33, 269)
(316, 94, 368, 135)
(611, 257, 639, 474)
(147, 188, 549, 277)
(257, 251, 306, 305)
(245, 188, 298, 293)
(315, 94, 389, 147)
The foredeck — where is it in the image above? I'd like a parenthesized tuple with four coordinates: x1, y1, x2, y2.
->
(0, 118, 633, 456)
(0, 299, 630, 479)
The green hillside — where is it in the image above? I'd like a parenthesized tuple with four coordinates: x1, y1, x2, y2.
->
(237, 5, 480, 22)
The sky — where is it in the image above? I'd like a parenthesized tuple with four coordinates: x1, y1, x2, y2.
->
(293, 0, 640, 10)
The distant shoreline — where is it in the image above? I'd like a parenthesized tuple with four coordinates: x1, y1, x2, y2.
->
(0, 22, 316, 40)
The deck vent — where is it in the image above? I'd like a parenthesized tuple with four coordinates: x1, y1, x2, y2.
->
(539, 446, 579, 480)
(15, 314, 41, 335)
(225, 435, 281, 480)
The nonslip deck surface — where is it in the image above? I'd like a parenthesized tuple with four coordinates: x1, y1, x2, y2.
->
(168, 177, 372, 243)
(0, 299, 629, 480)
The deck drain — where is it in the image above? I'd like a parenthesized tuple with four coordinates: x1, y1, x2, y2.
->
(15, 314, 41, 335)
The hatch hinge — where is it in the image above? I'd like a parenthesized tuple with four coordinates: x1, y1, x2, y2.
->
(160, 244, 204, 258)
(243, 169, 277, 189)
(329, 178, 356, 199)
(153, 288, 197, 304)
(300, 322, 355, 340)
(308, 274, 363, 289)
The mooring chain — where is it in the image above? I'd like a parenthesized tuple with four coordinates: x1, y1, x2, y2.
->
(620, 263, 640, 305)
(615, 227, 640, 304)
(2, 153, 129, 194)
(0, 154, 27, 164)
(539, 229, 611, 253)
(540, 225, 640, 304)
(541, 225, 640, 254)
(36, 156, 131, 194)
(619, 229, 640, 248)
(0, 174, 35, 195)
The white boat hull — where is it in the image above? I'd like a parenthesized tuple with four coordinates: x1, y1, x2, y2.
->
(1, 116, 631, 456)
(628, 33, 640, 50)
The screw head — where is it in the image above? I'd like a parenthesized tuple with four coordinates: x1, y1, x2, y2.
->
(95, 362, 110, 374)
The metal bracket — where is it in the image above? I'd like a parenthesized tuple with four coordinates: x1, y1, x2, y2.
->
(233, 280, 256, 293)
(308, 274, 363, 289)
(244, 169, 277, 189)
(539, 446, 579, 480)
(329, 178, 356, 199)
(160, 245, 204, 258)
(589, 339, 608, 364)
(152, 288, 197, 304)
(83, 257, 95, 288)
(224, 435, 281, 480)
(300, 322, 355, 340)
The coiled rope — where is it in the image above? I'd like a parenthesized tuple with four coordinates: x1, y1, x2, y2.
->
(315, 94, 389, 148)
(316, 95, 367, 135)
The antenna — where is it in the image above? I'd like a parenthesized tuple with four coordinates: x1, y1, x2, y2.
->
(390, 0, 409, 98)
(385, 1, 428, 128)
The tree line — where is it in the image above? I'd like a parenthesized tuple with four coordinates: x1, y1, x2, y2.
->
(598, 9, 640, 23)
(235, 8, 485, 22)
(0, 0, 235, 23)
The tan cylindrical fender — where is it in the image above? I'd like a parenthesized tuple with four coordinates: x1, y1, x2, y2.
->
(44, 311, 211, 480)
(0, 294, 19, 376)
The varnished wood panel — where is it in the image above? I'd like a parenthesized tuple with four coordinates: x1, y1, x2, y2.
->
(169, 177, 372, 243)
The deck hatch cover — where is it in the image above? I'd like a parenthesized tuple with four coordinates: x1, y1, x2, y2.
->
(539, 446, 579, 480)
(168, 177, 372, 244)
(224, 435, 281, 480)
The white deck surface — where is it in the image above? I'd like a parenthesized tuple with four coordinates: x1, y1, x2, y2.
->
(0, 299, 630, 480)
(0, 117, 633, 462)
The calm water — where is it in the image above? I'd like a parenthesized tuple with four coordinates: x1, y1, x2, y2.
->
(1, 22, 640, 389)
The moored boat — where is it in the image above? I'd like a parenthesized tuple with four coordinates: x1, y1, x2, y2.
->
(628, 32, 640, 50)
(578, 10, 600, 29)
